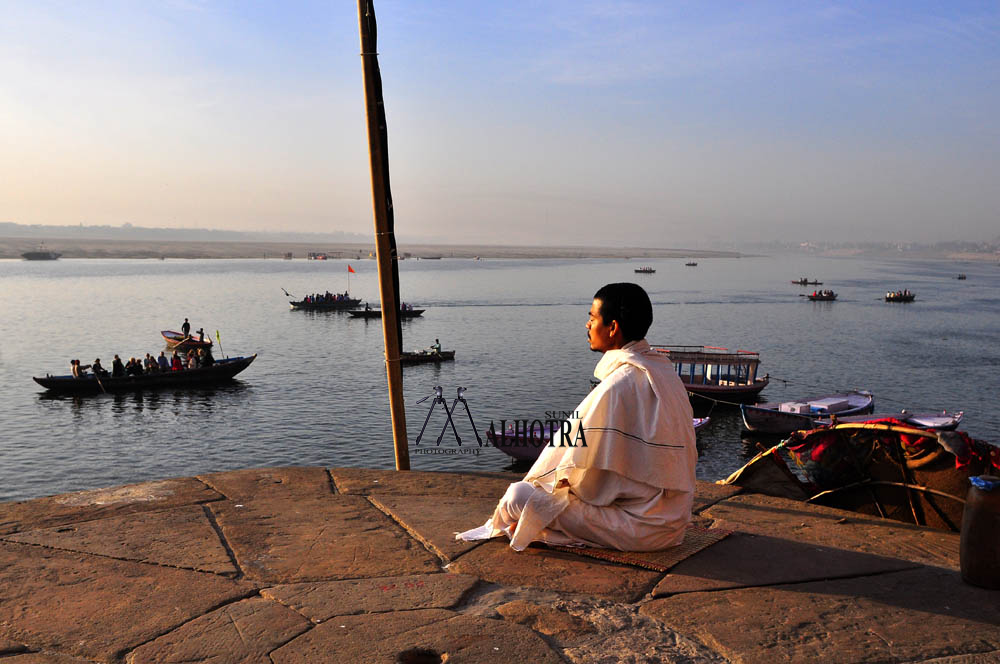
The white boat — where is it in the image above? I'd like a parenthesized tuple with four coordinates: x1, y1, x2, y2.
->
(741, 391, 874, 434)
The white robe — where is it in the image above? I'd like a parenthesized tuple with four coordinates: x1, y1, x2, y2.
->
(458, 339, 697, 551)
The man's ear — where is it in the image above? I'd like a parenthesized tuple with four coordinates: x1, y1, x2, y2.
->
(607, 319, 621, 340)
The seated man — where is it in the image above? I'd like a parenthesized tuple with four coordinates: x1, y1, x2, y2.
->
(458, 282, 696, 552)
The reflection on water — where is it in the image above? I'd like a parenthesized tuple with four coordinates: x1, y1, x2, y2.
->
(2, 255, 998, 502)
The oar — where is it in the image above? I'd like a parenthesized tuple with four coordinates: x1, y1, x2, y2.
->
(281, 287, 295, 299)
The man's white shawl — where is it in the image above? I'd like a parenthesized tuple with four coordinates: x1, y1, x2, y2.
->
(458, 339, 696, 550)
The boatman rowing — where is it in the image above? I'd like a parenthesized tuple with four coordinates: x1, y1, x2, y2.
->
(458, 282, 697, 551)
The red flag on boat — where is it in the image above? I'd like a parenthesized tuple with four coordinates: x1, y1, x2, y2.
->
(348, 265, 355, 273)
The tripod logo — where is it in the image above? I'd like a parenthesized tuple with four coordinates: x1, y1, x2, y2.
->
(413, 386, 483, 452)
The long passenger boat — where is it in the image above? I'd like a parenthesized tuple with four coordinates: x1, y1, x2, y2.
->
(33, 355, 257, 394)
(400, 350, 455, 365)
(651, 345, 769, 403)
(289, 297, 361, 311)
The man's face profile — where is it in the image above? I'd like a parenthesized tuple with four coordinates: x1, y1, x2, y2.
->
(587, 298, 621, 353)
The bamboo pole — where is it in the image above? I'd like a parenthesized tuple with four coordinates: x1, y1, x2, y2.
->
(357, 0, 410, 470)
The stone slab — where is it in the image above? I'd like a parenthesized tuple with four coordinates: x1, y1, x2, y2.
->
(4, 504, 236, 576)
(210, 496, 439, 583)
(641, 567, 1000, 664)
(653, 531, 918, 596)
(270, 608, 563, 663)
(197, 467, 333, 502)
(495, 599, 596, 640)
(0, 541, 256, 663)
(262, 573, 479, 622)
(369, 494, 497, 561)
(692, 481, 742, 512)
(704, 492, 960, 570)
(0, 477, 222, 536)
(448, 540, 661, 602)
(330, 467, 518, 498)
(129, 596, 310, 664)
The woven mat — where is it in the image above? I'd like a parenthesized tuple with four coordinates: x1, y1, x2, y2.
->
(551, 524, 731, 572)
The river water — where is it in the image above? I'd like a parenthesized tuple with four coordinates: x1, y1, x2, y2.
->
(1, 254, 997, 502)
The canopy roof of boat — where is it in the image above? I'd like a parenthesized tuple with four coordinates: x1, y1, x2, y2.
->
(652, 345, 761, 366)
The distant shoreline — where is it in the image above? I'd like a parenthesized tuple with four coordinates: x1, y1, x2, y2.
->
(0, 236, 740, 260)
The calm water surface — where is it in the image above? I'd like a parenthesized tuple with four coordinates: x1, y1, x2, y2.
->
(1, 254, 998, 502)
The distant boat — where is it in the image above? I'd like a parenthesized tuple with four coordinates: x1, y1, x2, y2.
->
(307, 252, 328, 260)
(162, 330, 214, 350)
(741, 391, 875, 434)
(807, 291, 837, 301)
(685, 262, 698, 266)
(488, 417, 711, 462)
(634, 267, 656, 274)
(349, 307, 425, 319)
(400, 349, 455, 366)
(283, 252, 293, 260)
(22, 243, 61, 260)
(885, 291, 915, 303)
(33, 355, 257, 394)
(957, 274, 967, 280)
(791, 278, 822, 285)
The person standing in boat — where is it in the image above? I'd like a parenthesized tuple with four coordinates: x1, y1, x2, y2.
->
(181, 318, 191, 338)
(458, 282, 697, 552)
(171, 351, 183, 371)
(111, 355, 125, 378)
(157, 351, 170, 372)
(197, 328, 205, 342)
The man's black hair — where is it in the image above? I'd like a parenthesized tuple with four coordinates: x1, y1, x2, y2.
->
(593, 283, 653, 343)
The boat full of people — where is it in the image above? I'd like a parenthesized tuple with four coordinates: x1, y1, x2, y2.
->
(288, 291, 361, 311)
(34, 354, 257, 394)
(885, 290, 915, 303)
(807, 290, 837, 301)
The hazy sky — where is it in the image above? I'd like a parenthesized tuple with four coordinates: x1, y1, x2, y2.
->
(2, 1, 998, 247)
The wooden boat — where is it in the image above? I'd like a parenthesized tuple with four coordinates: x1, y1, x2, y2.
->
(349, 308, 425, 319)
(685, 261, 698, 266)
(807, 290, 837, 301)
(722, 422, 1000, 532)
(790, 278, 822, 285)
(488, 417, 711, 462)
(825, 411, 963, 431)
(161, 330, 213, 350)
(885, 291, 915, 303)
(741, 391, 874, 434)
(651, 345, 769, 403)
(289, 297, 361, 311)
(634, 267, 656, 274)
(399, 350, 455, 365)
(33, 355, 257, 394)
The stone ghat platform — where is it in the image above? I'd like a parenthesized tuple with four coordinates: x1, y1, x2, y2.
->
(0, 467, 997, 663)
